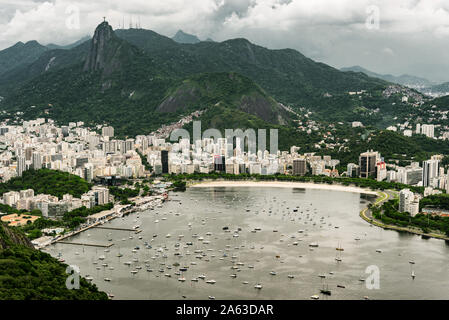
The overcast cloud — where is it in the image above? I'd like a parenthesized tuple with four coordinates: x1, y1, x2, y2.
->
(1, 0, 448, 82)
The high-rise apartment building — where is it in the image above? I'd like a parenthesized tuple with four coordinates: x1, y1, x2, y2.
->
(102, 126, 114, 138)
(16, 156, 26, 177)
(422, 159, 440, 187)
(32, 152, 42, 170)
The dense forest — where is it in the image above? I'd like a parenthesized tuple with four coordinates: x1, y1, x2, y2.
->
(0, 223, 108, 300)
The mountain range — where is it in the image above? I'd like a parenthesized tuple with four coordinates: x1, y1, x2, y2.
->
(341, 65, 449, 97)
(0, 21, 414, 146)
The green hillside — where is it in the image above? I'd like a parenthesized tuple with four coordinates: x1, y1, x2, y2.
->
(0, 223, 107, 300)
(0, 169, 91, 200)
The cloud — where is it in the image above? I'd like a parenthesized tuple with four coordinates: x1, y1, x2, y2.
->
(0, 0, 448, 82)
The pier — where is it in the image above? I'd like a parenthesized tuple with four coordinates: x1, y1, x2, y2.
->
(57, 241, 114, 248)
(94, 226, 136, 232)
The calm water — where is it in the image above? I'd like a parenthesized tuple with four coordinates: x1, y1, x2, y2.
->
(47, 187, 449, 300)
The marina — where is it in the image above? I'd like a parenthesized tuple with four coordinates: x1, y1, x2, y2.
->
(46, 186, 449, 300)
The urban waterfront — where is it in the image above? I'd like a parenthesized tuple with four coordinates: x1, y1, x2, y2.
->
(47, 186, 449, 300)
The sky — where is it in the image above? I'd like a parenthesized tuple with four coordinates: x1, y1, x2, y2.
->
(1, 0, 449, 83)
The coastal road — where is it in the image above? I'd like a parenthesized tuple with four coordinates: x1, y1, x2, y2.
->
(361, 189, 396, 221)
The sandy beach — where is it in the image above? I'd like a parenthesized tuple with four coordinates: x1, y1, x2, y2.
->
(190, 180, 378, 195)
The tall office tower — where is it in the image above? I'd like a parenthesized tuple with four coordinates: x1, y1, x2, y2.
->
(422, 159, 440, 187)
(32, 152, 42, 170)
(161, 150, 169, 174)
(292, 158, 307, 176)
(214, 155, 225, 172)
(359, 151, 378, 178)
(102, 126, 114, 138)
(16, 156, 26, 177)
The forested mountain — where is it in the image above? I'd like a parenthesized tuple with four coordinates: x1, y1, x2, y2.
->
(0, 41, 48, 77)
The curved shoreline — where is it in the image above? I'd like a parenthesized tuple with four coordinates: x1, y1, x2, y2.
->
(359, 191, 449, 241)
(189, 180, 378, 195)
(188, 180, 449, 241)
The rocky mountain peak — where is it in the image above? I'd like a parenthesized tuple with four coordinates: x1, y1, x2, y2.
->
(83, 21, 119, 73)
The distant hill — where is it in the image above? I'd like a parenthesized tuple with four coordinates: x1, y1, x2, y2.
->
(0, 41, 48, 76)
(341, 65, 434, 89)
(172, 30, 201, 44)
(424, 82, 449, 97)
